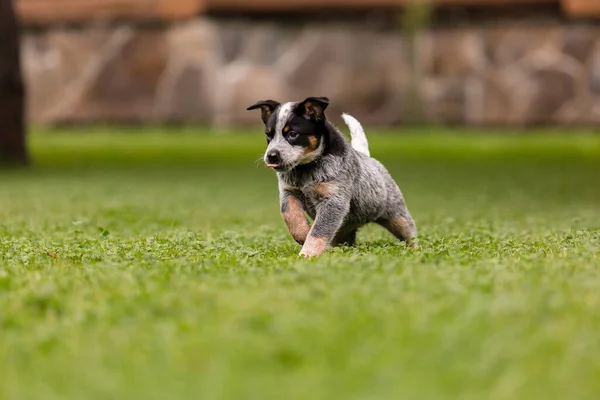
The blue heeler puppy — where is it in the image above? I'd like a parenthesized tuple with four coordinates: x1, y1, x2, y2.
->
(247, 97, 417, 258)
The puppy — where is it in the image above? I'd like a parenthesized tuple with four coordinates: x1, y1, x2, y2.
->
(247, 97, 417, 258)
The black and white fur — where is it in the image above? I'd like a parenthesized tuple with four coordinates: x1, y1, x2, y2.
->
(247, 97, 417, 258)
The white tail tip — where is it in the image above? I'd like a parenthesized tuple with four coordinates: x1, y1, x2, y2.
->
(342, 113, 370, 156)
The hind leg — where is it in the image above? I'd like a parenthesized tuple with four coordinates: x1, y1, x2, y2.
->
(378, 179, 418, 248)
(332, 229, 358, 247)
(378, 215, 417, 249)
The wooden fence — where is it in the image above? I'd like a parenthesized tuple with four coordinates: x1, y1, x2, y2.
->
(15, 0, 600, 26)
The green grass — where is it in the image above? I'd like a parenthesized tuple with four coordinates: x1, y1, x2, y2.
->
(1, 128, 599, 400)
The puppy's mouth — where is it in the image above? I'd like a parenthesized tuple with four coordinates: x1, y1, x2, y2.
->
(266, 163, 287, 171)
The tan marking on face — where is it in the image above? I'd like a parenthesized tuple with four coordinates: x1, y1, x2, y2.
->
(302, 135, 319, 155)
(282, 196, 310, 245)
(313, 182, 338, 198)
(302, 135, 320, 158)
(283, 126, 290, 133)
(300, 235, 328, 258)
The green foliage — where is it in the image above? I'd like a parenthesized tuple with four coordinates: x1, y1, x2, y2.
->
(1, 129, 599, 399)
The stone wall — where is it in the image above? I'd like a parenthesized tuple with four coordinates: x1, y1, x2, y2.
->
(23, 18, 600, 127)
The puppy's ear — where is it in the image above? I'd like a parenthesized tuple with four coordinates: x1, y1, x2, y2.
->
(247, 100, 280, 124)
(295, 97, 329, 122)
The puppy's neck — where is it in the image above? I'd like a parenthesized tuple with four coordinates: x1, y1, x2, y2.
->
(322, 120, 348, 157)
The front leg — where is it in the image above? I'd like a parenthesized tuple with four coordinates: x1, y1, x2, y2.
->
(300, 193, 350, 258)
(280, 190, 310, 245)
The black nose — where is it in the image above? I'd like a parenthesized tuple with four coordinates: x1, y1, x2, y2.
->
(267, 151, 281, 165)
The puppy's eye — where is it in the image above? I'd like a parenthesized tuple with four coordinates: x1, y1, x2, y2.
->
(288, 131, 299, 140)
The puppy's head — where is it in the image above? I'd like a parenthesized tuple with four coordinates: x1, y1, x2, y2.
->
(247, 97, 329, 172)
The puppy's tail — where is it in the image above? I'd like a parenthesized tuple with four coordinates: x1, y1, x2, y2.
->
(342, 113, 370, 156)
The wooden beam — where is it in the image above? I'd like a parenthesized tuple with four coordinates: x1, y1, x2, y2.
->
(205, 0, 554, 12)
(15, 0, 569, 26)
(17, 0, 204, 26)
(562, 0, 600, 18)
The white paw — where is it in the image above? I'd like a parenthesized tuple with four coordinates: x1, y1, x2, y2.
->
(299, 237, 328, 258)
(299, 247, 323, 258)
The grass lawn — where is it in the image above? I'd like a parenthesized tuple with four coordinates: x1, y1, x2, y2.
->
(1, 128, 599, 399)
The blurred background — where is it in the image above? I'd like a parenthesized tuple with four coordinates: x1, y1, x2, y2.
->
(8, 0, 600, 132)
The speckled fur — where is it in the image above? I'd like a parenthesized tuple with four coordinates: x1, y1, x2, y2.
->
(247, 97, 417, 257)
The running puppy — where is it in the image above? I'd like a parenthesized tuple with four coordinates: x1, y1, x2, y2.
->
(247, 97, 417, 258)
